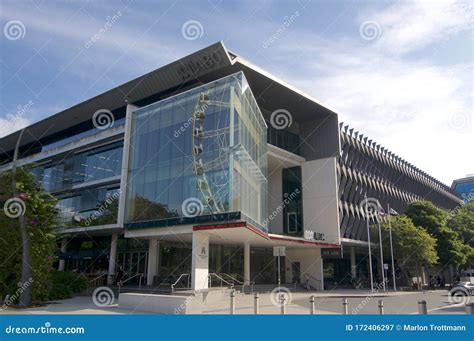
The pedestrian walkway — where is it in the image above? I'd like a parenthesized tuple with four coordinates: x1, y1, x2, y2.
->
(0, 290, 459, 315)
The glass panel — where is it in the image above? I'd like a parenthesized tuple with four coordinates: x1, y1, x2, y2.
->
(32, 142, 123, 191)
(125, 72, 268, 231)
(56, 186, 120, 228)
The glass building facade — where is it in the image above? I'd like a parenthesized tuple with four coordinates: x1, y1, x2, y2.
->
(125, 72, 268, 231)
(56, 186, 120, 227)
(453, 179, 474, 203)
(32, 141, 123, 192)
(30, 141, 123, 227)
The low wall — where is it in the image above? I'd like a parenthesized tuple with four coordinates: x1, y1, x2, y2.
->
(119, 293, 202, 314)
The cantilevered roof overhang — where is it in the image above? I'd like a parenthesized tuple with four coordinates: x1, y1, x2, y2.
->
(0, 41, 339, 159)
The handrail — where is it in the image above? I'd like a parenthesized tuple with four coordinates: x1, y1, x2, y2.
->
(219, 273, 255, 292)
(303, 273, 321, 291)
(119, 273, 144, 286)
(88, 273, 107, 284)
(208, 273, 234, 290)
(118, 273, 144, 294)
(303, 273, 321, 283)
(171, 274, 190, 293)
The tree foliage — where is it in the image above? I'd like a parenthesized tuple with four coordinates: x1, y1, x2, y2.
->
(0, 168, 59, 303)
(382, 215, 438, 270)
(447, 198, 474, 267)
(406, 200, 470, 268)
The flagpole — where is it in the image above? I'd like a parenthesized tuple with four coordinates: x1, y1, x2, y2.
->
(365, 195, 374, 293)
(377, 218, 386, 292)
(388, 203, 397, 292)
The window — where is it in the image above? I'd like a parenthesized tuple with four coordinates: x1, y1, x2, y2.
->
(125, 72, 268, 231)
(287, 212, 298, 233)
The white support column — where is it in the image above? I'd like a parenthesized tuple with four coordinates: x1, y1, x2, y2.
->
(107, 234, 118, 285)
(350, 246, 357, 279)
(117, 103, 138, 226)
(244, 243, 251, 285)
(58, 238, 67, 271)
(191, 232, 209, 291)
(147, 239, 159, 285)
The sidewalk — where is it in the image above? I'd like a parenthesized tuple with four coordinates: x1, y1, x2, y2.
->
(0, 290, 434, 315)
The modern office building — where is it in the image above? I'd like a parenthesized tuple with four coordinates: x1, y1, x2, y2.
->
(0, 42, 463, 291)
(452, 175, 474, 204)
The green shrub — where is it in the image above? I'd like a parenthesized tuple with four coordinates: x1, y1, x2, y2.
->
(49, 270, 87, 300)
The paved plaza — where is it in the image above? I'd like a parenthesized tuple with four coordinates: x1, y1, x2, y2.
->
(1, 290, 469, 315)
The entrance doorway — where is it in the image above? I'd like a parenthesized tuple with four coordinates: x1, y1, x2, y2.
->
(292, 262, 301, 283)
(117, 251, 148, 284)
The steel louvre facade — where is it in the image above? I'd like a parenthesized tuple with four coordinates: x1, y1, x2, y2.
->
(337, 123, 463, 242)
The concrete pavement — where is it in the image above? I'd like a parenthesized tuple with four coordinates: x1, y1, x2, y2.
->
(0, 290, 469, 315)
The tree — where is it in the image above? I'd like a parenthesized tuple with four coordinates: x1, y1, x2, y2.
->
(406, 200, 469, 271)
(447, 198, 474, 267)
(379, 215, 438, 287)
(0, 167, 58, 305)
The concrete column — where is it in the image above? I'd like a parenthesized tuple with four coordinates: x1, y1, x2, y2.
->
(286, 248, 324, 290)
(107, 234, 119, 285)
(320, 257, 325, 291)
(244, 243, 251, 285)
(58, 238, 67, 271)
(350, 246, 357, 279)
(117, 103, 138, 226)
(191, 232, 209, 291)
(147, 239, 159, 285)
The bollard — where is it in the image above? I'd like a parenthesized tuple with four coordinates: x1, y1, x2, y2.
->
(342, 298, 348, 315)
(280, 294, 286, 315)
(230, 290, 235, 315)
(465, 303, 474, 314)
(418, 300, 427, 314)
(310, 295, 315, 315)
(254, 293, 259, 315)
(378, 300, 384, 315)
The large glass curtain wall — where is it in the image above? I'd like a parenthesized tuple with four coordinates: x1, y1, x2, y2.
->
(32, 141, 123, 192)
(57, 186, 120, 227)
(126, 72, 268, 231)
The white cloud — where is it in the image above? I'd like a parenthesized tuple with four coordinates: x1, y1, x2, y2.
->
(253, 1, 473, 185)
(362, 0, 473, 54)
(0, 3, 185, 70)
(0, 113, 30, 138)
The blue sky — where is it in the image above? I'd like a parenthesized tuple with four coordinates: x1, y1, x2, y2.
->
(0, 0, 472, 185)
